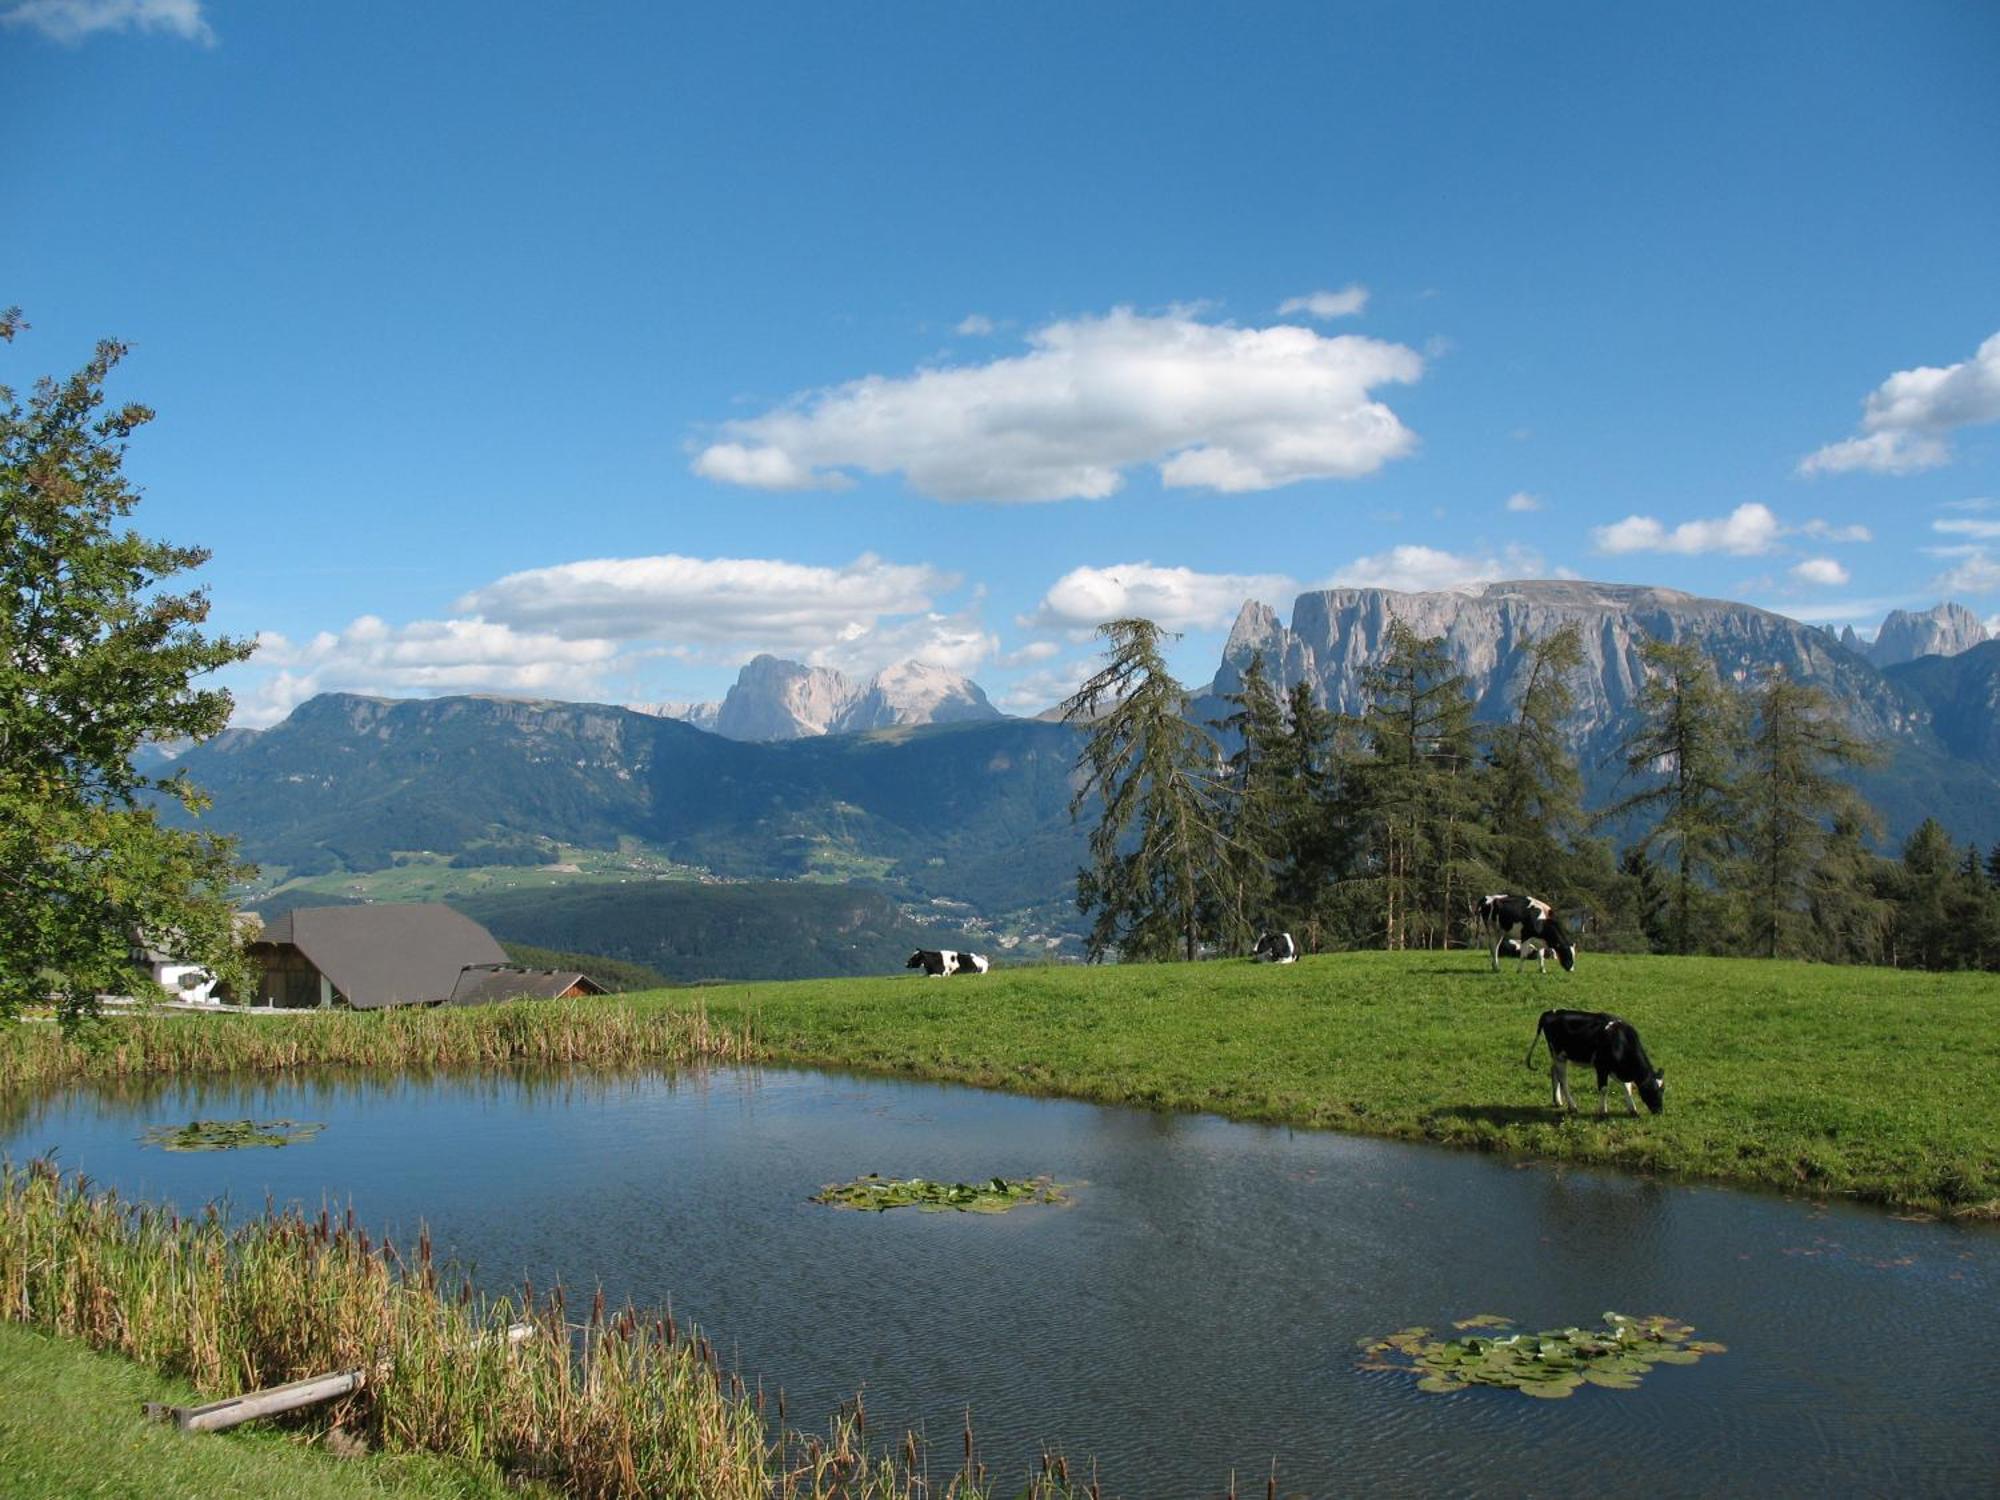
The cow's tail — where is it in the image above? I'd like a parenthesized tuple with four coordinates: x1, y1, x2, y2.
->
(1524, 1014, 1547, 1070)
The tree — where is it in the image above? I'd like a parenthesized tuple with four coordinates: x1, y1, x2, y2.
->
(1062, 619, 1238, 962)
(1484, 622, 1585, 900)
(1735, 667, 1882, 959)
(1, 312, 253, 1027)
(1604, 637, 1743, 955)
(1356, 620, 1487, 949)
(1212, 651, 1288, 943)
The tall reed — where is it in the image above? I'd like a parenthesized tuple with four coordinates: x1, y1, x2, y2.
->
(0, 997, 743, 1091)
(0, 1160, 1081, 1499)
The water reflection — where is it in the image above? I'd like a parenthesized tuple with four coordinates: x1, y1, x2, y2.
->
(6, 1066, 1997, 1498)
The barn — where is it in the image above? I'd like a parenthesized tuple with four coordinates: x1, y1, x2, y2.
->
(244, 903, 603, 1010)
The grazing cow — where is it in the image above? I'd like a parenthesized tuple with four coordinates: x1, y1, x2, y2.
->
(1252, 931, 1298, 964)
(905, 949, 989, 977)
(1525, 1009, 1665, 1116)
(1476, 893, 1577, 973)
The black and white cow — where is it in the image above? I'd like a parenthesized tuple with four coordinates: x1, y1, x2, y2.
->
(1525, 1009, 1665, 1116)
(1476, 893, 1576, 973)
(1252, 931, 1298, 964)
(905, 949, 989, 977)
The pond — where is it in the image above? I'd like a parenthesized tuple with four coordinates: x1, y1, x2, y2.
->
(6, 1067, 1996, 1497)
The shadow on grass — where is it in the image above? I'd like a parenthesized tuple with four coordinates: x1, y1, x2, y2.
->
(1428, 1103, 1643, 1128)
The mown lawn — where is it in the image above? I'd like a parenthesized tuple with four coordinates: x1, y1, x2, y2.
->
(688, 950, 2000, 1216)
(0, 1323, 530, 1500)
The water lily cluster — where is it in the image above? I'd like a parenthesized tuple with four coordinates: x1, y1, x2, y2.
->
(1358, 1312, 1725, 1399)
(811, 1175, 1065, 1214)
(140, 1119, 325, 1152)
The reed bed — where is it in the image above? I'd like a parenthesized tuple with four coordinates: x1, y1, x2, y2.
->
(0, 1159, 1085, 1499)
(0, 997, 744, 1091)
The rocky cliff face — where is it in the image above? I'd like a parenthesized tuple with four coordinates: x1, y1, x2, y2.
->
(632, 655, 1003, 741)
(1211, 580, 1916, 745)
(1850, 603, 1991, 668)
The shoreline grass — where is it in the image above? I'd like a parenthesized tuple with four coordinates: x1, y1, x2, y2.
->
(0, 1320, 530, 1499)
(0, 1160, 1080, 1500)
(3, 951, 1996, 1215)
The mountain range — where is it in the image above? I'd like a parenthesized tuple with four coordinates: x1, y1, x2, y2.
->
(163, 581, 2000, 960)
(633, 655, 1001, 741)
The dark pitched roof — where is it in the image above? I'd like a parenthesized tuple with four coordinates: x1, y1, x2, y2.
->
(248, 903, 509, 1009)
(447, 966, 606, 1006)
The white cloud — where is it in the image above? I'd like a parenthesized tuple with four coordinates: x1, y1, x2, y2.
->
(1326, 543, 1544, 593)
(1790, 557, 1850, 587)
(1022, 562, 1297, 637)
(1935, 548, 2000, 595)
(2, 0, 211, 43)
(996, 659, 1094, 715)
(1278, 285, 1369, 321)
(1002, 640, 1062, 666)
(1942, 497, 1995, 512)
(1505, 491, 1544, 513)
(954, 313, 995, 337)
(691, 306, 1424, 502)
(1799, 518, 1872, 543)
(459, 551, 957, 655)
(1932, 517, 2000, 540)
(237, 618, 617, 728)
(690, 442, 849, 492)
(1592, 502, 1786, 557)
(1799, 330, 2000, 475)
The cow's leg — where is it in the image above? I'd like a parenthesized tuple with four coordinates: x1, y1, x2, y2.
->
(1551, 1057, 1571, 1112)
(1597, 1068, 1612, 1117)
(1491, 936, 1501, 972)
(1623, 1080, 1642, 1117)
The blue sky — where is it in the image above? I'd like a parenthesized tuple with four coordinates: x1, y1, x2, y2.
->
(6, 0, 1998, 725)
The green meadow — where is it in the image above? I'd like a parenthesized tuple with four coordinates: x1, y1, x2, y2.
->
(693, 951, 2000, 1218)
(3, 950, 1995, 1215)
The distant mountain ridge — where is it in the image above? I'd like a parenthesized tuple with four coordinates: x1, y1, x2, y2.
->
(632, 655, 1003, 741)
(1840, 603, 1991, 668)
(1201, 579, 2000, 845)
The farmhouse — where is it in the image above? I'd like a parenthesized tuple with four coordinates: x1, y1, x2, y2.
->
(244, 903, 604, 1009)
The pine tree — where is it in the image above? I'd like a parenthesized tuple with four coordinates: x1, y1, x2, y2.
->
(1736, 667, 1882, 959)
(1063, 618, 1238, 962)
(1, 312, 254, 1027)
(1604, 637, 1743, 955)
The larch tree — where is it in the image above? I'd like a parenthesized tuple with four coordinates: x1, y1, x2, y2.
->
(1483, 622, 1586, 900)
(1356, 619, 1485, 950)
(0, 312, 253, 1028)
(1062, 618, 1238, 963)
(1604, 637, 1743, 955)
(1735, 667, 1881, 959)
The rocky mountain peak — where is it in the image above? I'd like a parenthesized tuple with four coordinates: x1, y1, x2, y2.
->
(630, 656, 1003, 741)
(1862, 603, 1990, 669)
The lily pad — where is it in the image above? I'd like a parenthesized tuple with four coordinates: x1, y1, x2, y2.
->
(1357, 1312, 1724, 1400)
(811, 1173, 1065, 1214)
(142, 1119, 324, 1152)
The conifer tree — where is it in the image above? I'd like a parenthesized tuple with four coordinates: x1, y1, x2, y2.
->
(1357, 620, 1485, 949)
(1605, 637, 1743, 955)
(1213, 651, 1289, 943)
(1063, 619, 1238, 962)
(1484, 622, 1585, 900)
(1736, 667, 1881, 958)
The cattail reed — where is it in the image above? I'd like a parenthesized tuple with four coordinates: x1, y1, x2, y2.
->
(1, 1159, 1092, 1499)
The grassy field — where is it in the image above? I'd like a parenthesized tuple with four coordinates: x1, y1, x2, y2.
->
(4, 950, 1994, 1214)
(0, 1323, 527, 1500)
(691, 950, 2000, 1217)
